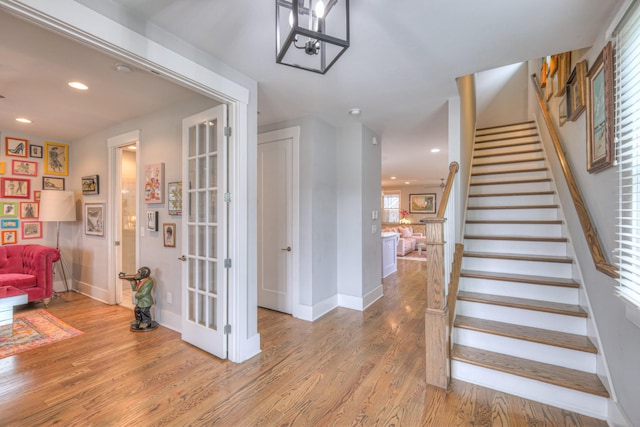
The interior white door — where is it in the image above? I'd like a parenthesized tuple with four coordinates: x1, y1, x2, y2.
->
(181, 104, 228, 359)
(258, 133, 292, 314)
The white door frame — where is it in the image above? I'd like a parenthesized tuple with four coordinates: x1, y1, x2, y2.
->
(258, 127, 301, 319)
(4, 0, 260, 362)
(107, 130, 140, 305)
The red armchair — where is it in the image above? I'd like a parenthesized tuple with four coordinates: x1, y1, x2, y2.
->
(0, 245, 61, 306)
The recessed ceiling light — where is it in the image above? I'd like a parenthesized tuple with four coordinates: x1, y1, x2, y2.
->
(405, 181, 410, 184)
(16, 117, 32, 124)
(68, 81, 89, 90)
(348, 108, 361, 116)
(390, 176, 397, 180)
(431, 148, 440, 153)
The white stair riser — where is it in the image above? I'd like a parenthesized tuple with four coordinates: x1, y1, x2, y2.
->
(472, 160, 546, 175)
(473, 142, 544, 160)
(473, 151, 545, 166)
(451, 362, 607, 420)
(459, 277, 579, 304)
(464, 222, 562, 236)
(463, 239, 567, 256)
(466, 208, 559, 221)
(470, 181, 552, 194)
(467, 194, 555, 207)
(476, 124, 536, 136)
(475, 135, 539, 146)
(453, 329, 596, 372)
(456, 300, 587, 334)
(471, 170, 550, 183)
(462, 257, 573, 279)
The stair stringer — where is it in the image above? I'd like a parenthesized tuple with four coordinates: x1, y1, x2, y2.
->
(451, 121, 613, 420)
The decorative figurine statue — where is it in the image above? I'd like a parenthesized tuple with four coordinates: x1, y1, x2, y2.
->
(118, 267, 159, 332)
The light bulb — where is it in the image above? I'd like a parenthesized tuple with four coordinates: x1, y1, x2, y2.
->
(315, 0, 325, 18)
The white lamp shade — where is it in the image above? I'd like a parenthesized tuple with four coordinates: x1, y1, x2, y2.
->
(39, 190, 76, 222)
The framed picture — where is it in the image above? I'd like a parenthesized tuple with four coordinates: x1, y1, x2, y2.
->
(147, 211, 158, 231)
(539, 60, 548, 88)
(566, 60, 588, 121)
(0, 202, 18, 217)
(21, 221, 42, 239)
(555, 52, 571, 97)
(12, 159, 38, 176)
(163, 223, 176, 247)
(82, 175, 99, 195)
(2, 230, 17, 245)
(144, 163, 165, 203)
(545, 73, 554, 101)
(5, 137, 28, 157)
(1, 219, 19, 229)
(34, 190, 41, 202)
(409, 193, 437, 214)
(558, 94, 568, 126)
(43, 176, 65, 191)
(85, 203, 105, 236)
(0, 162, 4, 174)
(586, 42, 614, 173)
(1, 177, 30, 199)
(20, 202, 39, 219)
(29, 144, 43, 158)
(44, 141, 69, 176)
(168, 181, 182, 215)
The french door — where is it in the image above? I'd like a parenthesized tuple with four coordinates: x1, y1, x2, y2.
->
(181, 105, 228, 359)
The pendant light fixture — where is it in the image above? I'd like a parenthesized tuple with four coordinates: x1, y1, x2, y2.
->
(276, 0, 350, 74)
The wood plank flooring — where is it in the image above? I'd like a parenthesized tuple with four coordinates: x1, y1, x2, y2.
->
(0, 260, 606, 426)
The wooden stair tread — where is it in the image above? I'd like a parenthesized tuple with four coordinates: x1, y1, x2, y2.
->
(474, 141, 541, 151)
(460, 269, 580, 288)
(467, 204, 558, 210)
(470, 178, 551, 186)
(475, 134, 540, 144)
(473, 158, 544, 167)
(474, 148, 542, 159)
(476, 121, 536, 133)
(454, 316, 597, 353)
(451, 345, 609, 397)
(457, 291, 588, 317)
(469, 191, 554, 198)
(463, 251, 573, 264)
(465, 220, 563, 224)
(472, 167, 547, 176)
(464, 235, 567, 242)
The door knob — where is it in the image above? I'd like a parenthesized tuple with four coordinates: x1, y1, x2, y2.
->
(178, 255, 187, 261)
(280, 246, 292, 252)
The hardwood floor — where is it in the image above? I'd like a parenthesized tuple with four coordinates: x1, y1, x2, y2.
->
(0, 260, 606, 426)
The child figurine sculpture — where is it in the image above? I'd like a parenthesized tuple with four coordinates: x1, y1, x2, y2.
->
(118, 267, 159, 332)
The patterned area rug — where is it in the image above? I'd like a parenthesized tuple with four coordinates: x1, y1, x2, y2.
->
(0, 309, 83, 359)
(400, 250, 427, 261)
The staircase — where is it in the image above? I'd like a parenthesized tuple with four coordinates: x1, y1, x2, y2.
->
(450, 122, 610, 419)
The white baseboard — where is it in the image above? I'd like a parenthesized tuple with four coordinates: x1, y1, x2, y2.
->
(158, 308, 181, 332)
(338, 285, 384, 311)
(75, 280, 110, 304)
(237, 333, 261, 363)
(608, 399, 633, 427)
(363, 284, 384, 310)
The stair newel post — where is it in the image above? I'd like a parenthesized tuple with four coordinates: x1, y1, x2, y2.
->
(424, 217, 450, 388)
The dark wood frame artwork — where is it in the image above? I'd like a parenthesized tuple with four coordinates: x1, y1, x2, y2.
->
(566, 60, 588, 121)
(586, 42, 614, 173)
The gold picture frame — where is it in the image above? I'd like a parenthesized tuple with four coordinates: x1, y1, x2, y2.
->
(555, 52, 571, 97)
(44, 141, 69, 176)
(567, 60, 588, 121)
(586, 42, 614, 173)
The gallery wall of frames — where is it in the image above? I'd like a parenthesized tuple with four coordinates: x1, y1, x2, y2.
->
(0, 133, 70, 245)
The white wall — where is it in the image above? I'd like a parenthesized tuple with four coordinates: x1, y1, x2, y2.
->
(530, 6, 640, 423)
(476, 62, 529, 129)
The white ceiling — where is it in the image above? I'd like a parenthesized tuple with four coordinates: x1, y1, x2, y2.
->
(0, 1, 625, 186)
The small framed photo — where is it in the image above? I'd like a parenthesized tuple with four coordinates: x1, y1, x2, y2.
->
(44, 141, 69, 176)
(82, 175, 99, 195)
(2, 230, 17, 245)
(43, 176, 65, 191)
(20, 202, 39, 219)
(558, 94, 568, 127)
(12, 159, 38, 176)
(0, 162, 4, 174)
(147, 211, 158, 231)
(409, 193, 437, 214)
(85, 203, 105, 236)
(21, 221, 42, 239)
(566, 60, 588, 122)
(34, 190, 41, 202)
(168, 181, 182, 215)
(5, 137, 28, 157)
(29, 144, 43, 158)
(0, 202, 18, 217)
(163, 223, 176, 247)
(1, 178, 30, 199)
(1, 219, 19, 229)
(555, 51, 571, 97)
(144, 163, 165, 203)
(586, 42, 614, 173)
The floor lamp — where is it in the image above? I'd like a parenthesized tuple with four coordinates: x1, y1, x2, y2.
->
(39, 190, 76, 293)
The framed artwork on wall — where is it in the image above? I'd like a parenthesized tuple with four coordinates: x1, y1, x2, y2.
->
(21, 221, 42, 239)
(44, 141, 69, 176)
(144, 163, 164, 203)
(0, 161, 5, 174)
(168, 181, 182, 215)
(1, 177, 30, 199)
(5, 137, 28, 157)
(1, 219, 19, 229)
(20, 202, 39, 219)
(43, 176, 65, 191)
(147, 211, 158, 231)
(409, 193, 437, 214)
(82, 175, 99, 195)
(554, 52, 571, 97)
(558, 94, 568, 126)
(29, 144, 43, 158)
(12, 159, 38, 176)
(163, 223, 176, 247)
(0, 202, 18, 217)
(2, 230, 17, 245)
(586, 42, 614, 173)
(566, 60, 588, 121)
(85, 203, 105, 236)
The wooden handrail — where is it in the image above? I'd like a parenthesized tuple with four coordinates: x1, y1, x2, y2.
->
(437, 161, 460, 218)
(531, 74, 618, 279)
